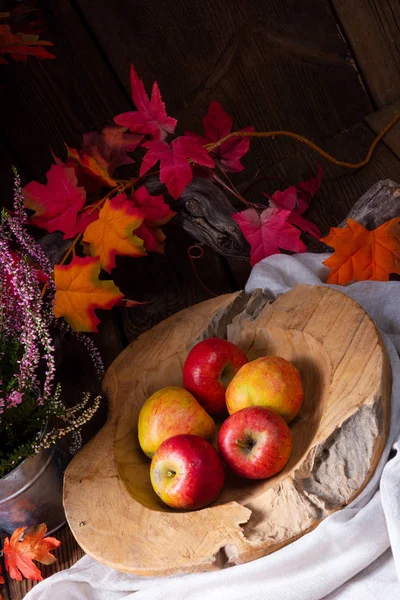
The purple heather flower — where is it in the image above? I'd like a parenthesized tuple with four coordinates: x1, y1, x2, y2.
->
(7, 391, 23, 408)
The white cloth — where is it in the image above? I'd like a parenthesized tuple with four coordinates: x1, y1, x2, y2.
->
(25, 253, 400, 600)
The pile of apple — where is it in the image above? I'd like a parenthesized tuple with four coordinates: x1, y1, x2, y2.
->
(138, 338, 303, 511)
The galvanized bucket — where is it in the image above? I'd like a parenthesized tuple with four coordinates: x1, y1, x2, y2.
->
(0, 446, 68, 535)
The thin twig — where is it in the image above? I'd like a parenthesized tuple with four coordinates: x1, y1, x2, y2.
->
(204, 110, 400, 169)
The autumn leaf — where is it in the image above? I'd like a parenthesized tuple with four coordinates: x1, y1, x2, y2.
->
(130, 186, 175, 253)
(0, 24, 55, 64)
(267, 167, 322, 238)
(132, 186, 175, 226)
(82, 126, 142, 175)
(83, 194, 146, 272)
(3, 524, 60, 582)
(233, 207, 306, 266)
(23, 164, 96, 239)
(140, 137, 215, 199)
(54, 256, 124, 332)
(321, 218, 400, 285)
(114, 64, 177, 141)
(66, 146, 117, 191)
(186, 100, 254, 172)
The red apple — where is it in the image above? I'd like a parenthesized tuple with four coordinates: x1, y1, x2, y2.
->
(182, 338, 248, 415)
(218, 406, 292, 479)
(150, 434, 225, 509)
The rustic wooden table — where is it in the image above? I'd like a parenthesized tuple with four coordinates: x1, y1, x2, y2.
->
(1, 1, 400, 596)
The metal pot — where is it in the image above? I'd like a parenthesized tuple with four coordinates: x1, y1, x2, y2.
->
(0, 446, 68, 535)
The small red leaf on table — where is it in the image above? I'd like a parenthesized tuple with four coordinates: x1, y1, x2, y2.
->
(114, 64, 177, 141)
(54, 256, 124, 332)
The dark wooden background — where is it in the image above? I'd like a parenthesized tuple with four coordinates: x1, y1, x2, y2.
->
(1, 0, 400, 597)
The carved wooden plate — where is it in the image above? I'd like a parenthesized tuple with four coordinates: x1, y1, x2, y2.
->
(63, 285, 391, 576)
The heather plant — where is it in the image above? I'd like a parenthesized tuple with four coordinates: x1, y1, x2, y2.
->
(0, 171, 102, 478)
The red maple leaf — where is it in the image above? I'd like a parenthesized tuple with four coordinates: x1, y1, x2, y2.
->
(82, 126, 143, 174)
(114, 64, 177, 141)
(23, 165, 97, 239)
(269, 165, 322, 215)
(140, 137, 215, 199)
(130, 186, 175, 253)
(186, 100, 253, 172)
(233, 207, 306, 266)
(267, 166, 322, 238)
(131, 186, 175, 226)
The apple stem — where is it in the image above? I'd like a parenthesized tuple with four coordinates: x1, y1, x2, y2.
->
(235, 440, 247, 449)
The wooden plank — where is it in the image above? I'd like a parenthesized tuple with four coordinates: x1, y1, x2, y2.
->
(5, 525, 84, 600)
(115, 225, 235, 343)
(0, 0, 130, 181)
(76, 0, 372, 172)
(365, 101, 400, 161)
(265, 122, 400, 234)
(332, 0, 400, 108)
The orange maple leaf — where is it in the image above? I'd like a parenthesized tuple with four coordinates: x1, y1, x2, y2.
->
(321, 218, 400, 285)
(66, 146, 117, 189)
(3, 524, 60, 582)
(0, 25, 55, 64)
(54, 255, 124, 331)
(83, 195, 146, 272)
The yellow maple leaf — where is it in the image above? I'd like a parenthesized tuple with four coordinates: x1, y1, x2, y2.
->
(83, 196, 147, 272)
(54, 256, 124, 331)
(321, 218, 400, 284)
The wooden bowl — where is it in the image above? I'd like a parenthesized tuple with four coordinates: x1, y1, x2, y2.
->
(63, 285, 391, 576)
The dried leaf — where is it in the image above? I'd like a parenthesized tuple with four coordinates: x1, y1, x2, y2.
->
(54, 256, 124, 331)
(23, 164, 96, 239)
(66, 146, 117, 191)
(233, 207, 306, 266)
(114, 64, 177, 141)
(83, 194, 146, 272)
(321, 218, 400, 284)
(3, 524, 60, 582)
(82, 126, 142, 174)
(140, 136, 214, 199)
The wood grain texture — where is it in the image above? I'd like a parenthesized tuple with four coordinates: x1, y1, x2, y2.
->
(76, 0, 372, 172)
(63, 285, 391, 576)
(0, 0, 130, 182)
(333, 0, 400, 108)
(256, 122, 400, 235)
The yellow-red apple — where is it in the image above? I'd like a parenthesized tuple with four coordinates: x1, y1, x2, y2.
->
(138, 386, 216, 457)
(218, 406, 292, 479)
(182, 337, 248, 415)
(226, 356, 303, 423)
(150, 434, 225, 509)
